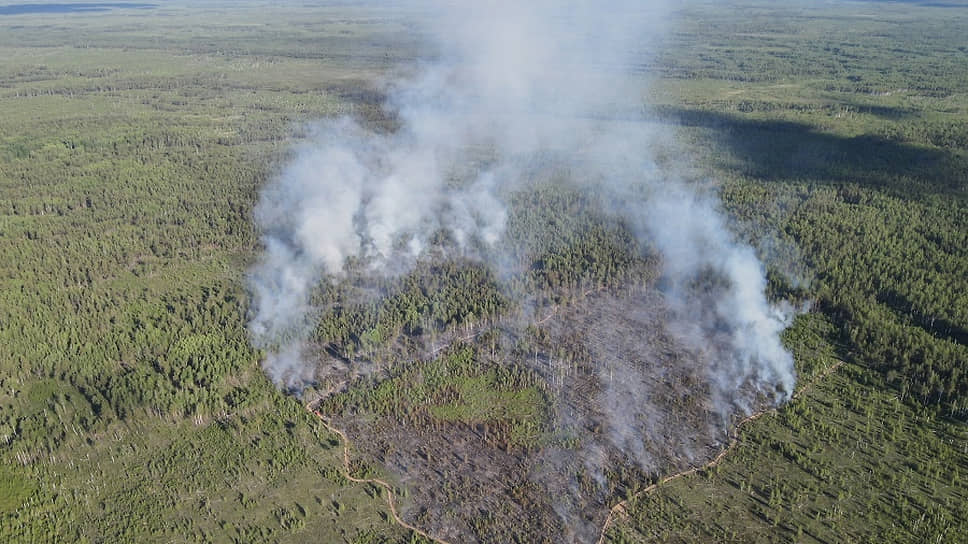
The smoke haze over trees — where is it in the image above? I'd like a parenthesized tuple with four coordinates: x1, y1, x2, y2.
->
(246, 4, 804, 538)
(248, 0, 796, 408)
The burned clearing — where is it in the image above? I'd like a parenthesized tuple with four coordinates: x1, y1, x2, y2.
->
(309, 244, 781, 542)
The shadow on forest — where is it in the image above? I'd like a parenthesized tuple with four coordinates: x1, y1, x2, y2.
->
(653, 106, 967, 198)
(878, 289, 968, 347)
(842, 103, 918, 121)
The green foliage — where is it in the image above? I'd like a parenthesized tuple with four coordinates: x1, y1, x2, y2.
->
(504, 183, 651, 296)
(0, 465, 34, 515)
(0, 4, 417, 543)
(314, 259, 507, 358)
(609, 364, 968, 543)
(323, 346, 549, 450)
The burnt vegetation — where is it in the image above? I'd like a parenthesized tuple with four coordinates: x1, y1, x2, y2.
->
(304, 182, 787, 542)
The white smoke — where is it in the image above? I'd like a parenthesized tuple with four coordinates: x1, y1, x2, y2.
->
(247, 0, 796, 414)
(642, 188, 796, 406)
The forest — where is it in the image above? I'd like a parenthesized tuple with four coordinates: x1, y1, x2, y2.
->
(0, 1, 966, 543)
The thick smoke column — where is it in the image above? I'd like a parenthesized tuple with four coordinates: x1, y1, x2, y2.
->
(247, 0, 795, 410)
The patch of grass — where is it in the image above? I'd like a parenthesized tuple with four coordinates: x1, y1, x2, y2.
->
(0, 465, 34, 515)
(325, 346, 550, 450)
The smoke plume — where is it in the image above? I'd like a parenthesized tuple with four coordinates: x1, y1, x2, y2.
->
(248, 0, 794, 441)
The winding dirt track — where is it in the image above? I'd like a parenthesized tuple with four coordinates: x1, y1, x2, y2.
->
(307, 403, 455, 544)
(595, 360, 845, 544)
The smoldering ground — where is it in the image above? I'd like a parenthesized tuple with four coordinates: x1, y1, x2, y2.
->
(247, 0, 797, 541)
